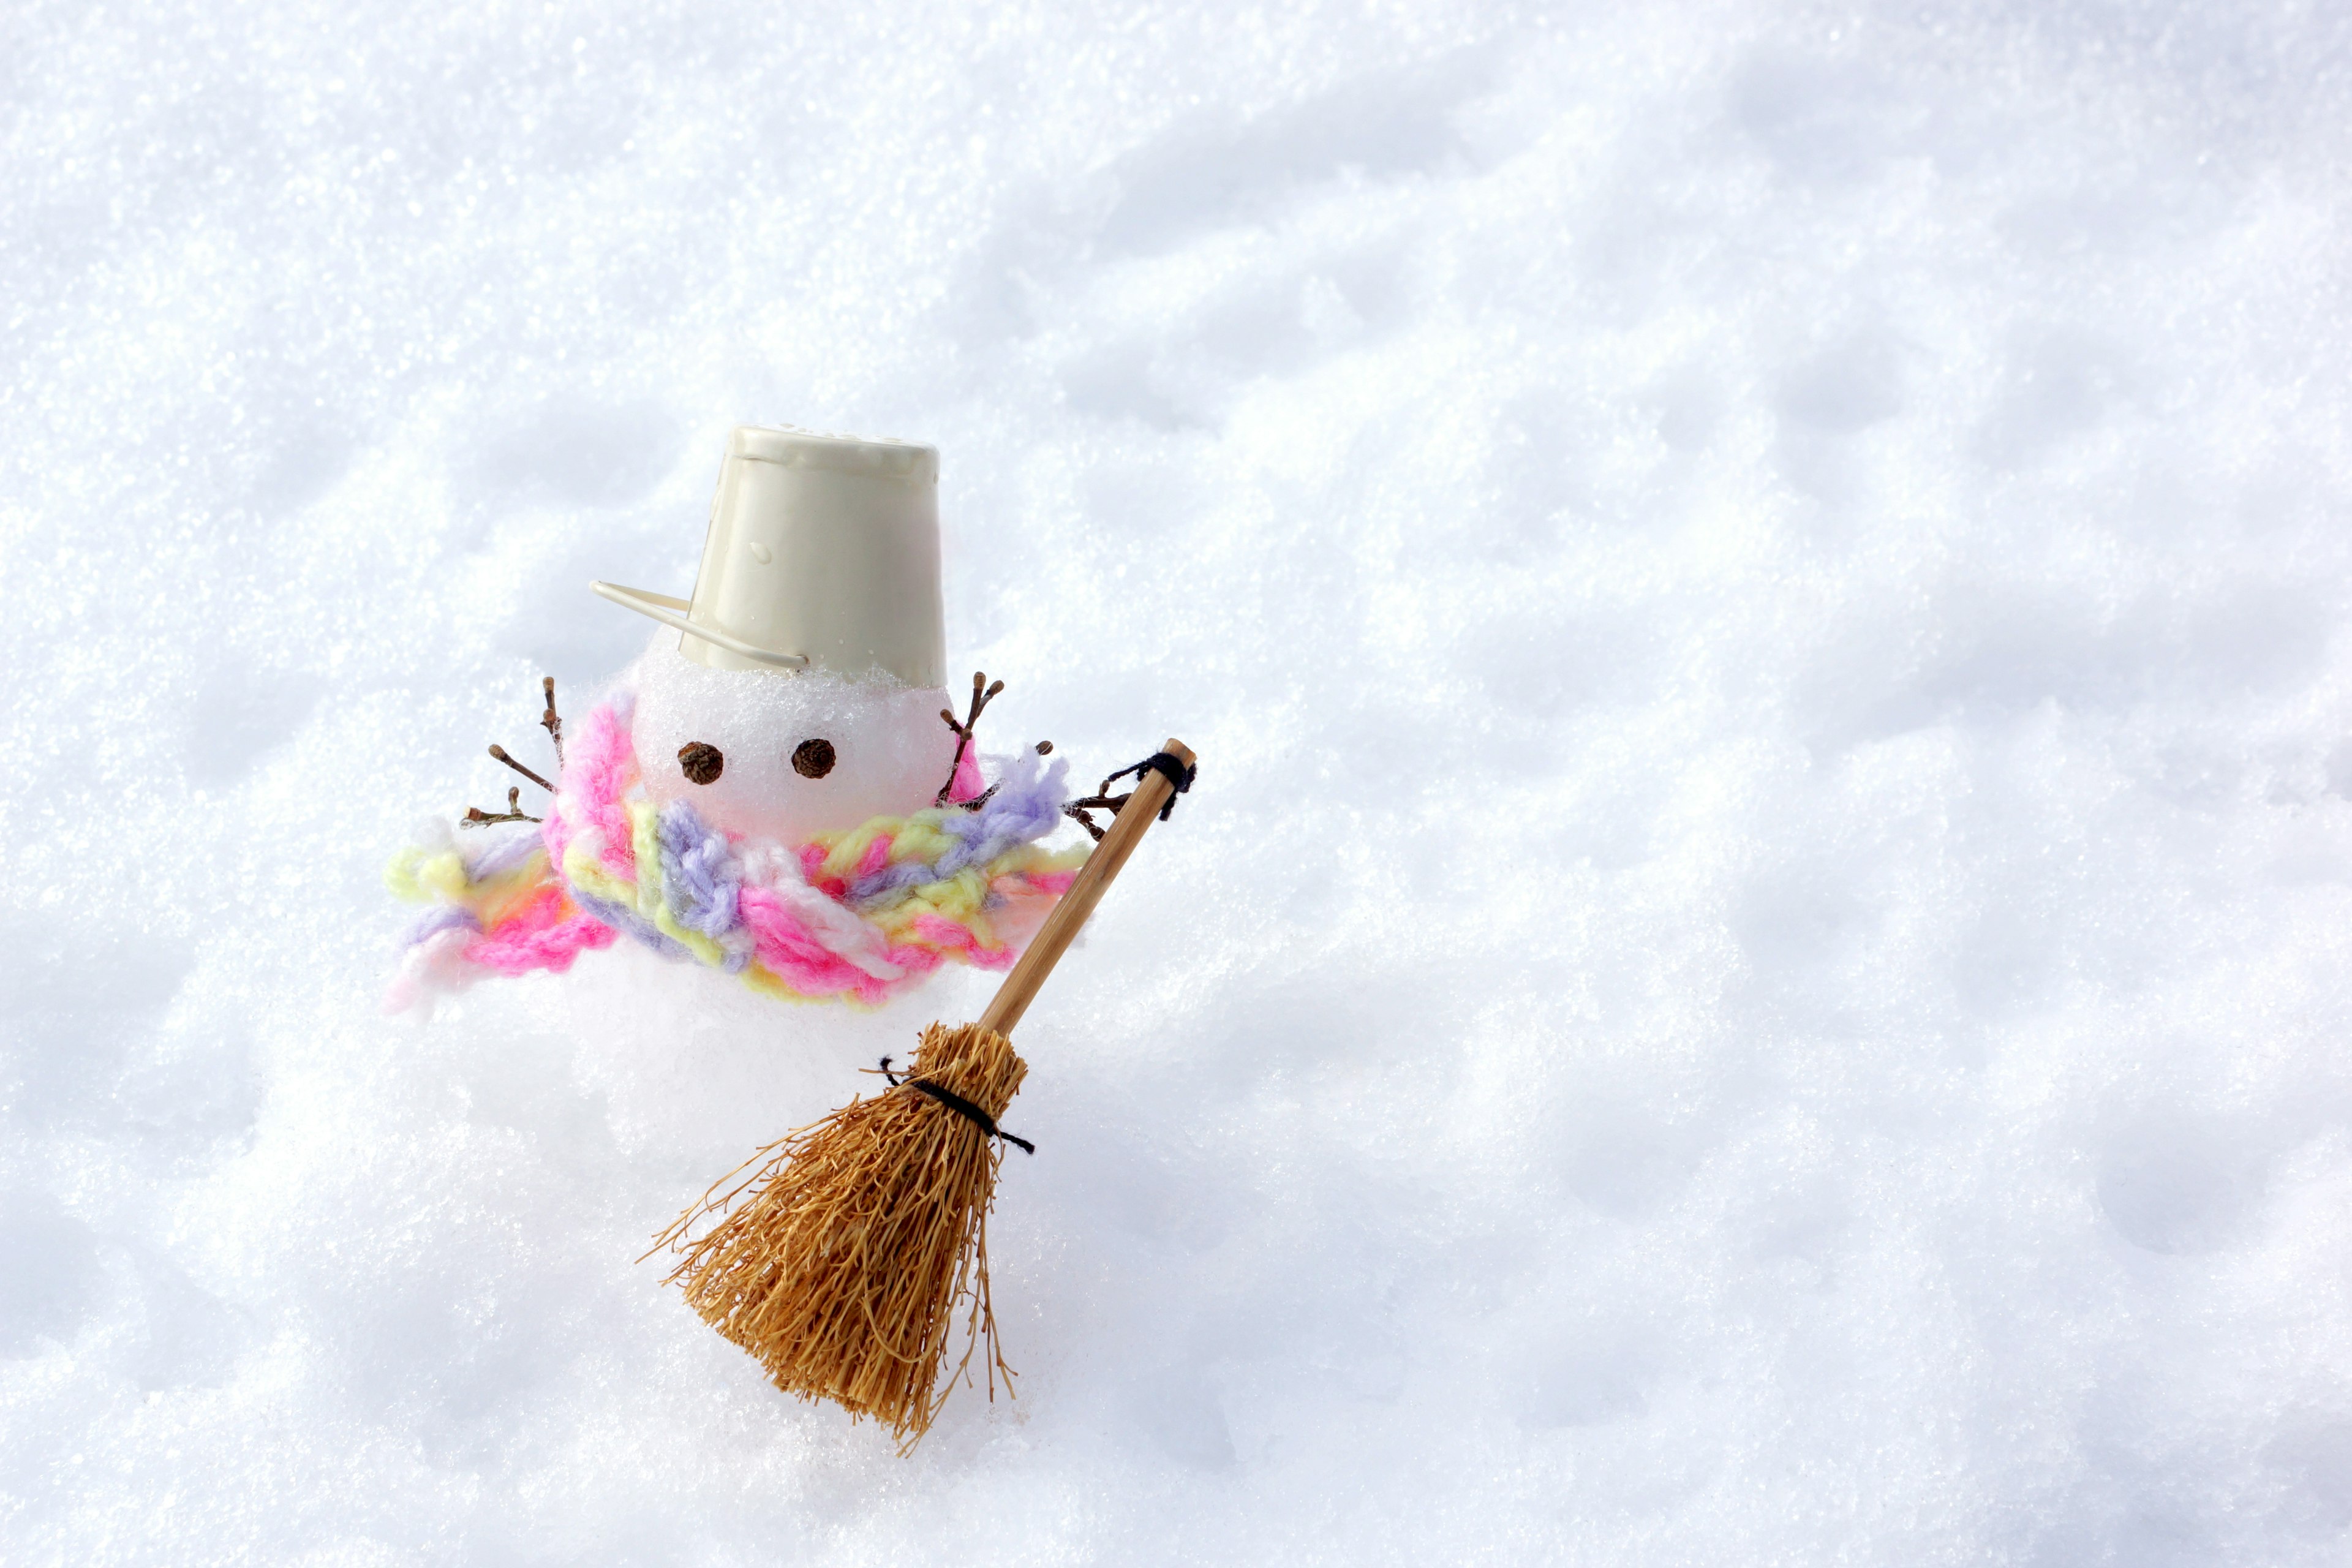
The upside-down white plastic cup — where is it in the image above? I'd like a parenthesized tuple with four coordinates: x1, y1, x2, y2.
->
(594, 425, 946, 687)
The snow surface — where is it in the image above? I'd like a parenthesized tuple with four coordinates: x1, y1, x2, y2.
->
(7, 1, 2352, 1562)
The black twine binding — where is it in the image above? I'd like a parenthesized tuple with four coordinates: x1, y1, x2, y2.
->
(877, 1056, 1035, 1155)
(1101, 751, 1197, 821)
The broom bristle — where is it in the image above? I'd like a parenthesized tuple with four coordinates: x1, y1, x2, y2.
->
(649, 1020, 1028, 1447)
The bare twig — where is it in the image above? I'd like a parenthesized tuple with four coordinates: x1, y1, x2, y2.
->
(488, 744, 553, 792)
(462, 786, 541, 829)
(1061, 793, 1130, 843)
(933, 671, 1006, 807)
(1061, 756, 1139, 842)
(541, 676, 565, 769)
(463, 674, 563, 827)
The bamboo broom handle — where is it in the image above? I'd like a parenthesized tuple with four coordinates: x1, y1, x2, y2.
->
(978, 737, 1195, 1037)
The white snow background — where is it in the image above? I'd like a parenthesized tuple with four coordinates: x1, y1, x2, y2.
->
(6, 1, 2352, 1561)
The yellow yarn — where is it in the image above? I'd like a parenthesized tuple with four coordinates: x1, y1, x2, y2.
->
(560, 836, 633, 909)
(388, 844, 549, 925)
(628, 799, 666, 920)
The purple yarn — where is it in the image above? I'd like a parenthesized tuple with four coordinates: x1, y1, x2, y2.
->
(466, 830, 545, 880)
(657, 800, 742, 939)
(571, 889, 695, 962)
(848, 753, 1071, 909)
(848, 856, 949, 905)
(402, 905, 481, 948)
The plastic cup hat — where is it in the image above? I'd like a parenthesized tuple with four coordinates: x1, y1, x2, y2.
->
(594, 425, 946, 687)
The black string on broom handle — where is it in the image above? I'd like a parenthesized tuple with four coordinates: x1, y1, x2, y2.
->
(1099, 752, 1196, 821)
(877, 1057, 1036, 1155)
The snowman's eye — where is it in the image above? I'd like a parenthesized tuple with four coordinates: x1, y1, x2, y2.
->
(792, 738, 837, 779)
(678, 741, 724, 785)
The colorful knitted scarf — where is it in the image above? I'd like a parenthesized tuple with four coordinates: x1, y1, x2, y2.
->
(385, 694, 1086, 1009)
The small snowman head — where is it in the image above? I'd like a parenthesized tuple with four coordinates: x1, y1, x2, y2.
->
(628, 641, 958, 843)
(594, 425, 964, 843)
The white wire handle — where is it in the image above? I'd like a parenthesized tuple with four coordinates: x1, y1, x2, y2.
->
(589, 581, 811, 671)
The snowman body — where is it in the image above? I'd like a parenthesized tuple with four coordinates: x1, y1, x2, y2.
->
(565, 933, 985, 1163)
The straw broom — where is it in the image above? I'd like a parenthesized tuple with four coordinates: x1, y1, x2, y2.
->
(649, 738, 1197, 1448)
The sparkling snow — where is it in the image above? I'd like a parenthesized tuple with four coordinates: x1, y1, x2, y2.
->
(5, 2, 2352, 1562)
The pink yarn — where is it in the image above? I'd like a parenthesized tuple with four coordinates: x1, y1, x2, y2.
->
(910, 913, 978, 951)
(950, 745, 986, 802)
(738, 887, 881, 1000)
(883, 944, 948, 980)
(545, 700, 638, 876)
(466, 914, 617, 976)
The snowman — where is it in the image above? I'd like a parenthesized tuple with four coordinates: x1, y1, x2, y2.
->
(388, 426, 1084, 1156)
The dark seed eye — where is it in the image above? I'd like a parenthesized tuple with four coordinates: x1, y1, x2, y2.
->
(678, 741, 724, 785)
(792, 737, 837, 779)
